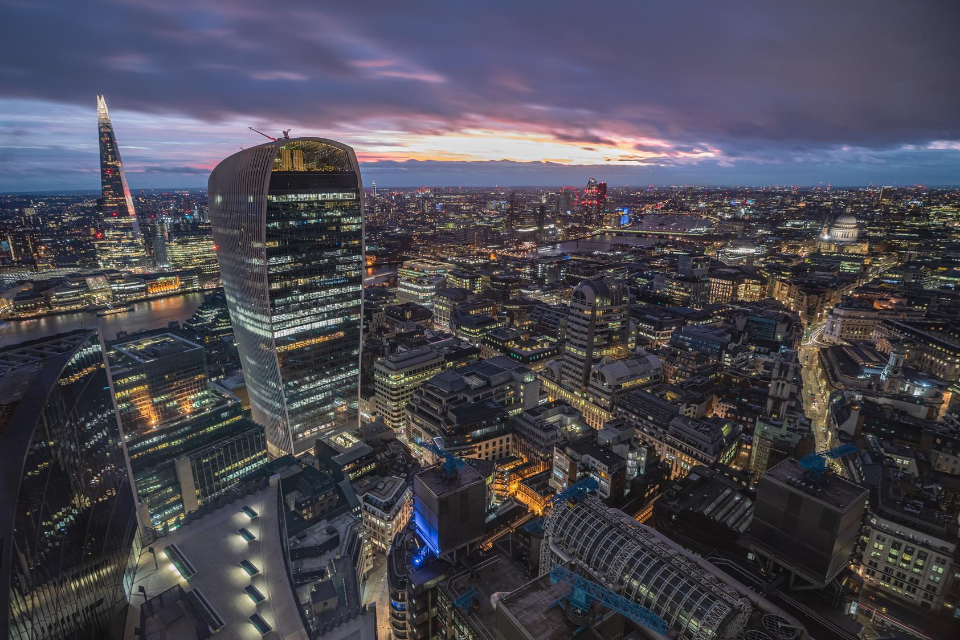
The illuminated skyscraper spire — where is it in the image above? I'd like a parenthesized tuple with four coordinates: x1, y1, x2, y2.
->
(96, 95, 147, 270)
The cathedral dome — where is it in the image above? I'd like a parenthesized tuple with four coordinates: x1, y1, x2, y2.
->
(829, 213, 860, 241)
(834, 213, 858, 228)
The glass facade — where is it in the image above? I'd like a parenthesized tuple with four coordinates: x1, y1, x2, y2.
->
(209, 138, 364, 455)
(108, 333, 267, 529)
(0, 330, 139, 640)
(96, 95, 147, 271)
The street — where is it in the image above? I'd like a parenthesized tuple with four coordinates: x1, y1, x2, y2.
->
(361, 551, 391, 640)
(799, 323, 832, 453)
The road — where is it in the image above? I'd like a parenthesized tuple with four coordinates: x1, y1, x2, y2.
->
(361, 552, 391, 640)
(799, 323, 833, 453)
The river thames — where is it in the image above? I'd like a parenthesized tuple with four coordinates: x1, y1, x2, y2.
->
(0, 292, 208, 347)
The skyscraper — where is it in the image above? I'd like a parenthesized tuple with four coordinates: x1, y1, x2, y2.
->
(580, 177, 607, 227)
(96, 95, 148, 271)
(0, 330, 139, 640)
(561, 277, 632, 390)
(209, 138, 364, 456)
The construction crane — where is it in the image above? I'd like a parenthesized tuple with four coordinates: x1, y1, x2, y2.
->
(415, 438, 465, 479)
(546, 477, 599, 508)
(248, 127, 277, 141)
(799, 443, 859, 480)
(549, 566, 668, 635)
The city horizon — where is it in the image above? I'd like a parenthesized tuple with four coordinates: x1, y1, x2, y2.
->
(3, 3, 960, 640)
(5, 181, 960, 197)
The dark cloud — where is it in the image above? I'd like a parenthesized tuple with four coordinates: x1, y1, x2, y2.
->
(1, 0, 959, 189)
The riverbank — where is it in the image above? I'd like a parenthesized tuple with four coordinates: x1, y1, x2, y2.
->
(0, 291, 210, 348)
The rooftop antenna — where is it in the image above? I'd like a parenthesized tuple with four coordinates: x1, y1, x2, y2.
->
(248, 127, 277, 141)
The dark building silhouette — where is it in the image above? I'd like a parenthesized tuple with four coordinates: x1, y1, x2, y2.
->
(0, 330, 139, 640)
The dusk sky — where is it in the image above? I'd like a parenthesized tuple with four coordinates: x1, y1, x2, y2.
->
(2, 0, 959, 191)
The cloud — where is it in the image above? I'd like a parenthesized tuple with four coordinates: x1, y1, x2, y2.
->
(1, 0, 959, 189)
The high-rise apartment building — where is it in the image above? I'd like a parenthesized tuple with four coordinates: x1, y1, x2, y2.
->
(96, 95, 147, 271)
(0, 330, 139, 640)
(209, 138, 364, 455)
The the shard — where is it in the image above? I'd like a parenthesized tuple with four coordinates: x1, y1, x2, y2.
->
(96, 95, 147, 270)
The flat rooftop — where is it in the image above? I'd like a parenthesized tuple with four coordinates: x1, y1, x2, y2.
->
(763, 458, 868, 511)
(113, 332, 203, 363)
(496, 570, 612, 640)
(416, 461, 484, 498)
(440, 552, 533, 638)
(124, 486, 308, 640)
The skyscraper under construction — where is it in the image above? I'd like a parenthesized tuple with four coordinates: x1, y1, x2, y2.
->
(96, 95, 147, 270)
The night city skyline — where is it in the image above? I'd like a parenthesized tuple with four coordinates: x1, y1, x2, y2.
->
(3, 0, 960, 191)
(4, 3, 960, 640)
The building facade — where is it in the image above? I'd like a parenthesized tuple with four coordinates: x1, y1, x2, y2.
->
(96, 95, 148, 271)
(209, 138, 365, 455)
(1, 330, 140, 640)
(562, 277, 632, 390)
(109, 333, 268, 530)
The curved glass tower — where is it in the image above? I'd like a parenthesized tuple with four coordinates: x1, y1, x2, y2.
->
(0, 330, 139, 640)
(209, 138, 364, 456)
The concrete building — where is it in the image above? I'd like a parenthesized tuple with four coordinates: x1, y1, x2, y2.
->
(406, 356, 539, 461)
(355, 475, 412, 552)
(375, 346, 445, 432)
(751, 459, 868, 588)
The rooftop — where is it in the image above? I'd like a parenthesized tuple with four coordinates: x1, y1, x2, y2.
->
(439, 551, 534, 638)
(415, 459, 485, 498)
(112, 332, 203, 363)
(124, 486, 308, 640)
(763, 458, 868, 512)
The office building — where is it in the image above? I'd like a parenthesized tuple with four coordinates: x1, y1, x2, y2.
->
(166, 225, 220, 286)
(375, 347, 445, 432)
(209, 137, 365, 455)
(406, 356, 539, 460)
(355, 475, 412, 552)
(581, 178, 607, 227)
(95, 95, 148, 271)
(561, 277, 632, 390)
(751, 458, 868, 588)
(373, 338, 479, 433)
(126, 486, 312, 640)
(1, 330, 139, 640)
(109, 333, 268, 530)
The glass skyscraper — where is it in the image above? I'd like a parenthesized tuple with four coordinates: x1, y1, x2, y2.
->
(96, 95, 147, 271)
(0, 330, 139, 640)
(209, 138, 364, 456)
